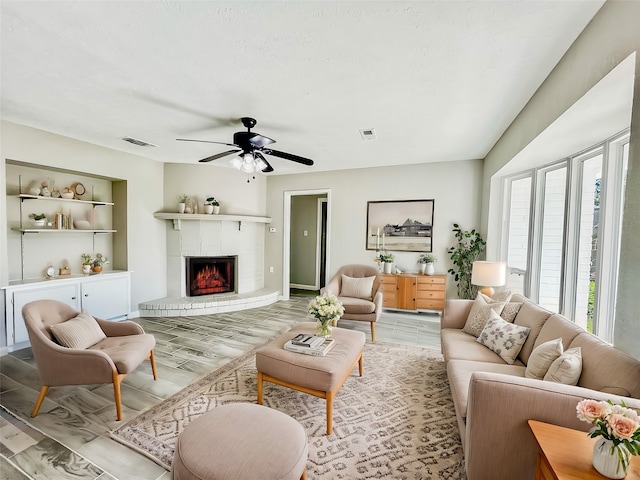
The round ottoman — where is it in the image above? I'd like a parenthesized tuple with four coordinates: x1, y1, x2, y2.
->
(171, 403, 308, 480)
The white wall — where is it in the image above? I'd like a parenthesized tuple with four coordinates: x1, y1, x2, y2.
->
(265, 160, 483, 299)
(1, 121, 166, 324)
(481, 1, 640, 358)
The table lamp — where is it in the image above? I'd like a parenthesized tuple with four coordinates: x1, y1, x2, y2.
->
(471, 261, 506, 297)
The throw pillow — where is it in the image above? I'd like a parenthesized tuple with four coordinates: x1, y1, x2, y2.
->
(49, 312, 106, 349)
(485, 290, 513, 303)
(462, 293, 506, 337)
(476, 310, 531, 364)
(525, 338, 563, 380)
(500, 302, 523, 323)
(340, 275, 376, 301)
(543, 347, 582, 385)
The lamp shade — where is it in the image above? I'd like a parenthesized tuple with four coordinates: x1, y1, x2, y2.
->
(471, 261, 506, 287)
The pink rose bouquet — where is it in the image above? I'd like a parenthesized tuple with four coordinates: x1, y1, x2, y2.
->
(576, 399, 640, 472)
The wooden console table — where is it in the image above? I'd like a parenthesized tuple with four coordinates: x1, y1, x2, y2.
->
(528, 419, 640, 480)
(378, 273, 446, 313)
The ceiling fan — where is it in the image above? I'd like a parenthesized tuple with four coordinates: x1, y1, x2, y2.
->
(176, 117, 314, 175)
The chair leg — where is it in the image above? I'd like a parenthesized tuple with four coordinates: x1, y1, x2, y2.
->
(113, 371, 125, 421)
(370, 322, 376, 343)
(149, 349, 158, 380)
(257, 371, 264, 404)
(32, 386, 49, 417)
(301, 468, 307, 480)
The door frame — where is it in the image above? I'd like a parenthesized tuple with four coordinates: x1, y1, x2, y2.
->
(282, 189, 331, 300)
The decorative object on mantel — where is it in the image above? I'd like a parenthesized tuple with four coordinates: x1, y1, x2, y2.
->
(447, 223, 486, 299)
(576, 398, 640, 478)
(378, 251, 394, 274)
(177, 194, 189, 214)
(418, 253, 437, 275)
(204, 196, 220, 214)
(82, 253, 109, 273)
(308, 293, 344, 338)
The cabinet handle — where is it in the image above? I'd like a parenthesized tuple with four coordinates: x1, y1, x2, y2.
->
(71, 296, 76, 300)
(84, 294, 89, 297)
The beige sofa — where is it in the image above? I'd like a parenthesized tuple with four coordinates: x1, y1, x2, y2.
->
(441, 293, 640, 480)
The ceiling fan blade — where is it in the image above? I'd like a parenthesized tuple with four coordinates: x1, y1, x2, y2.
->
(254, 151, 274, 173)
(177, 138, 238, 148)
(249, 134, 276, 148)
(263, 149, 314, 166)
(198, 149, 241, 163)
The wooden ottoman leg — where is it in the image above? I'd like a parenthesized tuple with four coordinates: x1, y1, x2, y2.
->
(326, 390, 334, 435)
(358, 351, 363, 376)
(257, 371, 264, 404)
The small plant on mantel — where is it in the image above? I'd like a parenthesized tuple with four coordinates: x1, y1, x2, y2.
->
(205, 196, 219, 206)
(418, 253, 437, 264)
(178, 194, 190, 204)
(378, 252, 394, 263)
(29, 213, 46, 221)
(81, 253, 93, 266)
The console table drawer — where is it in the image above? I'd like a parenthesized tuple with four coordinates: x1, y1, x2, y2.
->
(416, 299, 446, 311)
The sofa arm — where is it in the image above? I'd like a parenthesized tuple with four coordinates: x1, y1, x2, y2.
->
(441, 299, 473, 330)
(463, 371, 640, 480)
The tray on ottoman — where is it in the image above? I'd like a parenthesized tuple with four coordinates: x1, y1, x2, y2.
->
(255, 322, 366, 434)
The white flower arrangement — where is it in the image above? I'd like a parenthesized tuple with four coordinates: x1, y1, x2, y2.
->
(308, 293, 345, 326)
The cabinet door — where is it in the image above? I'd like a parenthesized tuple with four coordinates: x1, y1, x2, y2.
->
(12, 284, 80, 344)
(81, 276, 130, 320)
(397, 276, 417, 310)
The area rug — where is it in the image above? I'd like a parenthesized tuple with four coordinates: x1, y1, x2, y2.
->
(111, 342, 466, 479)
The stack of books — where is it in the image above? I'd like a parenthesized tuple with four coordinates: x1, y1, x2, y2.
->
(284, 334, 336, 356)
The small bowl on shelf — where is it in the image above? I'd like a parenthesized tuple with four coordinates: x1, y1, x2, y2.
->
(61, 192, 75, 199)
(74, 220, 91, 230)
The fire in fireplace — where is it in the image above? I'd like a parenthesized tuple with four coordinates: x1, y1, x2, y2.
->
(186, 256, 236, 296)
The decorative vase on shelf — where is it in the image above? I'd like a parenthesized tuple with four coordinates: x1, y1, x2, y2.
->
(92, 265, 102, 273)
(592, 437, 630, 479)
(212, 205, 220, 214)
(184, 205, 193, 214)
(178, 202, 186, 214)
(425, 263, 435, 275)
(204, 204, 214, 214)
(315, 319, 334, 339)
(383, 262, 393, 274)
(82, 265, 91, 274)
(418, 263, 426, 275)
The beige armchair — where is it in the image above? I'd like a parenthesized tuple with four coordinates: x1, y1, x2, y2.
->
(22, 299, 157, 421)
(320, 264, 382, 342)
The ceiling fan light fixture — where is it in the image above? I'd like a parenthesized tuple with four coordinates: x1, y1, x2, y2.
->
(255, 156, 268, 171)
(229, 156, 243, 170)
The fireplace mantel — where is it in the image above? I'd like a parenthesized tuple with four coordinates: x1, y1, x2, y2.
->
(154, 212, 271, 230)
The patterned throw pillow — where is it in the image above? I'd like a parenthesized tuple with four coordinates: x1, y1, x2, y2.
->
(462, 293, 506, 337)
(543, 347, 582, 385)
(340, 275, 376, 301)
(476, 310, 531, 364)
(486, 290, 513, 303)
(49, 312, 106, 349)
(525, 338, 563, 379)
(500, 302, 523, 323)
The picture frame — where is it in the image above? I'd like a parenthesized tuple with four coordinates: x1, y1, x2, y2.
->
(366, 199, 434, 252)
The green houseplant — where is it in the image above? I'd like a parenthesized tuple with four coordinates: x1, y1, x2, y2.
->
(447, 223, 486, 299)
(29, 213, 47, 227)
(205, 196, 220, 214)
(418, 253, 437, 275)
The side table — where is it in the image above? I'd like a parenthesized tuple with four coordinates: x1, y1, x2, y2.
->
(528, 420, 639, 480)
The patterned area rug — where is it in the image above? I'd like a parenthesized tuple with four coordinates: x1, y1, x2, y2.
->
(111, 342, 466, 479)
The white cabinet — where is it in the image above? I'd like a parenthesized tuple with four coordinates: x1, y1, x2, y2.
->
(2, 271, 131, 348)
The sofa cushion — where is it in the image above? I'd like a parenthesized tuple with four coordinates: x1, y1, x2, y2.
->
(570, 332, 640, 398)
(525, 338, 563, 380)
(543, 347, 582, 385)
(89, 333, 156, 374)
(441, 329, 520, 365)
(340, 275, 376, 301)
(513, 301, 552, 364)
(337, 296, 375, 315)
(462, 293, 506, 337)
(533, 314, 584, 352)
(447, 359, 526, 420)
(500, 302, 523, 323)
(49, 312, 106, 349)
(477, 311, 531, 365)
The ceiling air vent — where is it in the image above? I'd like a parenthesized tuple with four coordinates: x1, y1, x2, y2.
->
(360, 128, 377, 140)
(121, 137, 157, 147)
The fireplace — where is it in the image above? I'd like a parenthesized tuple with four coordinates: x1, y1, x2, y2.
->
(186, 256, 236, 296)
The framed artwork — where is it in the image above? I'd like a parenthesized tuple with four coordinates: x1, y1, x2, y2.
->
(366, 199, 434, 252)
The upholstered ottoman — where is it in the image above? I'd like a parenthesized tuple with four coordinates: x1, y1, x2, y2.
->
(171, 403, 308, 480)
(256, 322, 366, 434)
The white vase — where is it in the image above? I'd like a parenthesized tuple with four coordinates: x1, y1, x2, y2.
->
(212, 205, 220, 214)
(383, 262, 393, 274)
(204, 204, 214, 214)
(425, 263, 435, 275)
(592, 437, 630, 479)
(178, 202, 186, 214)
(419, 263, 426, 274)
(82, 264, 91, 274)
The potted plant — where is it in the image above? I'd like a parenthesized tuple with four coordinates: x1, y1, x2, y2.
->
(418, 253, 437, 275)
(447, 223, 486, 298)
(91, 253, 109, 273)
(177, 194, 190, 214)
(29, 213, 47, 228)
(81, 253, 93, 274)
(378, 252, 395, 274)
(204, 196, 219, 214)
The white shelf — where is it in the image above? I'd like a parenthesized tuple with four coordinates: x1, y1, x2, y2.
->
(154, 212, 271, 223)
(18, 193, 114, 206)
(13, 228, 116, 234)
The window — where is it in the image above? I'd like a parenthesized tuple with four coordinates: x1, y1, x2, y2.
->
(501, 130, 629, 342)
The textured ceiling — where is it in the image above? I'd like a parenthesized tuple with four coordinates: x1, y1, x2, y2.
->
(1, 1, 605, 174)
